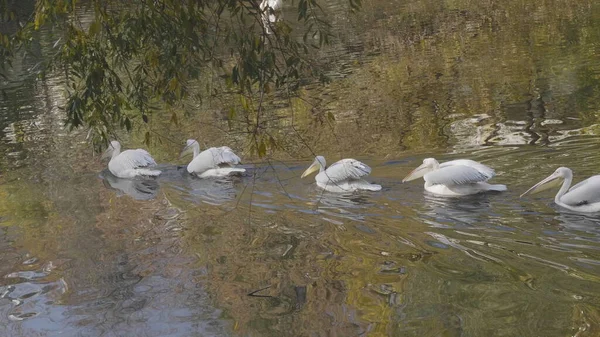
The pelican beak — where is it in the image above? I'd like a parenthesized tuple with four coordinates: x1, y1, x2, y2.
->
(520, 172, 563, 197)
(402, 163, 428, 183)
(179, 144, 192, 159)
(301, 161, 320, 178)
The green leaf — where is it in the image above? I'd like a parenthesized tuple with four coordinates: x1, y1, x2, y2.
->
(170, 112, 179, 126)
(327, 111, 335, 122)
(4, 0, 349, 150)
(88, 20, 101, 36)
(258, 140, 267, 157)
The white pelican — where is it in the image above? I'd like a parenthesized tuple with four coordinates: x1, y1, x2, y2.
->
(180, 139, 246, 178)
(101, 141, 161, 179)
(402, 158, 507, 196)
(300, 156, 382, 192)
(260, 0, 282, 34)
(521, 167, 600, 213)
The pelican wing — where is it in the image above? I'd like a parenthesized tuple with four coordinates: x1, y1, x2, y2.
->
(440, 159, 495, 178)
(562, 175, 600, 206)
(115, 149, 157, 170)
(188, 147, 241, 174)
(424, 164, 493, 185)
(216, 147, 242, 166)
(324, 159, 371, 183)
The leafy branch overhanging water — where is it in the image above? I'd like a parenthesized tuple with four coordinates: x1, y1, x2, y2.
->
(0, 0, 362, 154)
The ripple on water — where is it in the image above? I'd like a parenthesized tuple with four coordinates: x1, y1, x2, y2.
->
(3, 0, 600, 334)
(11, 132, 599, 336)
(0, 257, 68, 328)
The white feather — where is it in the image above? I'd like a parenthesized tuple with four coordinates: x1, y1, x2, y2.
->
(439, 159, 495, 179)
(404, 157, 505, 196)
(425, 165, 493, 185)
(319, 159, 372, 183)
(562, 175, 600, 206)
(260, 0, 283, 34)
(304, 156, 381, 192)
(105, 141, 161, 179)
(184, 140, 245, 178)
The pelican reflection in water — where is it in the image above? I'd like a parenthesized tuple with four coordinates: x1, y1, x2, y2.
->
(521, 167, 600, 213)
(173, 170, 239, 206)
(312, 192, 376, 223)
(100, 171, 159, 200)
(418, 192, 499, 229)
(402, 158, 507, 196)
(301, 156, 382, 192)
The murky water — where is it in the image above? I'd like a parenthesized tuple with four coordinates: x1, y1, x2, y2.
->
(2, 0, 600, 336)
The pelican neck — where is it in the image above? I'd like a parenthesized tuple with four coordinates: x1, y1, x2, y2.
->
(555, 170, 573, 205)
(192, 143, 200, 158)
(111, 148, 121, 160)
(318, 157, 326, 173)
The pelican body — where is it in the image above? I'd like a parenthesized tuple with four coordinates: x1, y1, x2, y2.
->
(101, 141, 161, 179)
(521, 167, 600, 213)
(180, 139, 245, 178)
(301, 156, 382, 192)
(260, 0, 282, 34)
(402, 158, 507, 196)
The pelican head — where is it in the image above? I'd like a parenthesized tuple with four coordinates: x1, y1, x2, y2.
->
(520, 167, 572, 197)
(101, 141, 121, 160)
(402, 158, 439, 182)
(301, 156, 326, 178)
(180, 139, 199, 159)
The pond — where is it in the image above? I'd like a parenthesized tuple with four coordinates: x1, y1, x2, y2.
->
(1, 0, 600, 336)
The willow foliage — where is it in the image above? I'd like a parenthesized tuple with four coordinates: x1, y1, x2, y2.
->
(0, 0, 361, 154)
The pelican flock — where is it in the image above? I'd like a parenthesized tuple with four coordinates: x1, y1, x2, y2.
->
(180, 139, 246, 178)
(300, 156, 382, 192)
(521, 167, 600, 213)
(101, 141, 161, 179)
(99, 139, 600, 214)
(402, 158, 507, 196)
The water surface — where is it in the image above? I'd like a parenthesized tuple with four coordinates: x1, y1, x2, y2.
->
(2, 0, 600, 336)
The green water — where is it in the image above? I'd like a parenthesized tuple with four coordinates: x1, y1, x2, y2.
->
(1, 0, 600, 336)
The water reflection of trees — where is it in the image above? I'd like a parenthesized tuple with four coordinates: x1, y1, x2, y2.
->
(278, 0, 600, 157)
(2, 0, 600, 336)
(191, 210, 393, 336)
